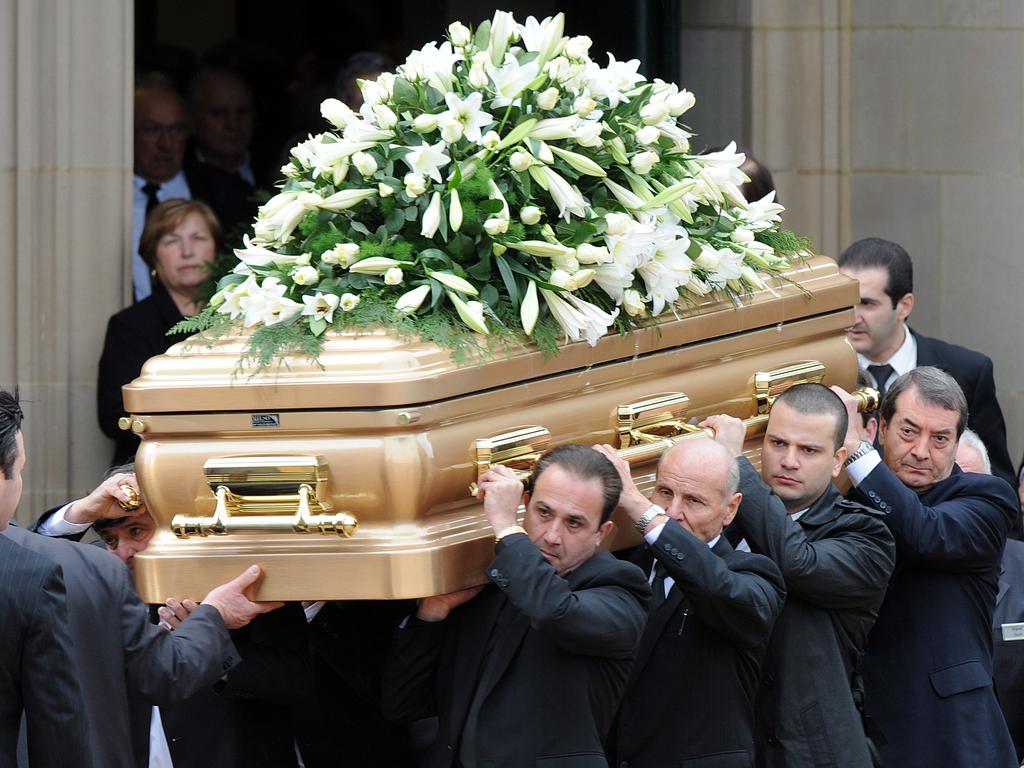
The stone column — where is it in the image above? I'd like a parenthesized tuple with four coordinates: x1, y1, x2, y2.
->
(0, 0, 133, 522)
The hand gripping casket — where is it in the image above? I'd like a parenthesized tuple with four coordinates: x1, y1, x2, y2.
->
(124, 256, 860, 602)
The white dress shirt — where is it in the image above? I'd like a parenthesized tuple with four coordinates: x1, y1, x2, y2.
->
(35, 502, 91, 537)
(132, 172, 191, 302)
(857, 324, 917, 391)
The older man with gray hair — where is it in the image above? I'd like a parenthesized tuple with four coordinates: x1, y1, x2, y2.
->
(834, 366, 1019, 767)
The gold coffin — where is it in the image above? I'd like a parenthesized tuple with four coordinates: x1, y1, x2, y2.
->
(126, 255, 859, 602)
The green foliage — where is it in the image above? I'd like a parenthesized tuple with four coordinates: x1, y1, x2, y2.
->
(758, 228, 814, 255)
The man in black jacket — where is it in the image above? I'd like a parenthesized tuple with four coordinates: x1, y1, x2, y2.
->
(383, 444, 650, 768)
(704, 384, 896, 767)
(837, 237, 1016, 493)
(599, 438, 786, 768)
(835, 367, 1019, 768)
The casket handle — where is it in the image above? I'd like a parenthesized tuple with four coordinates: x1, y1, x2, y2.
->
(170, 484, 358, 539)
(469, 425, 551, 495)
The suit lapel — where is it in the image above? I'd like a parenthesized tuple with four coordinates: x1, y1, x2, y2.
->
(631, 584, 685, 682)
(470, 607, 531, 709)
(909, 327, 935, 367)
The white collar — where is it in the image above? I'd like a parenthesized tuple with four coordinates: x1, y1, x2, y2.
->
(857, 323, 917, 376)
(790, 507, 810, 522)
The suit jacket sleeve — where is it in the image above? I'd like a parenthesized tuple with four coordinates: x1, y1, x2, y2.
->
(734, 457, 895, 609)
(489, 533, 649, 658)
(216, 603, 313, 701)
(117, 565, 241, 705)
(381, 614, 446, 723)
(652, 521, 785, 649)
(22, 563, 93, 768)
(853, 462, 1013, 571)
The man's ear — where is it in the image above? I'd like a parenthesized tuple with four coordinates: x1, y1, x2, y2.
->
(722, 492, 742, 527)
(832, 445, 849, 478)
(896, 292, 914, 323)
(596, 519, 615, 549)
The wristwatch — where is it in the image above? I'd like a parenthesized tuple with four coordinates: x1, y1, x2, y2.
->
(494, 524, 527, 542)
(634, 504, 666, 534)
(844, 440, 874, 468)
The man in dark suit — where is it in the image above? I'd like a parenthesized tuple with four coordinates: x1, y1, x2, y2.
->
(0, 389, 90, 767)
(705, 384, 896, 767)
(383, 444, 650, 768)
(834, 367, 1019, 768)
(837, 237, 1016, 493)
(599, 438, 787, 768)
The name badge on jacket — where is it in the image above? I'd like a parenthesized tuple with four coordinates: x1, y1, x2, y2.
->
(1001, 622, 1024, 641)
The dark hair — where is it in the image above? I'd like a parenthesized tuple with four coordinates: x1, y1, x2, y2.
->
(774, 383, 849, 451)
(880, 367, 968, 438)
(94, 462, 138, 532)
(0, 389, 23, 480)
(187, 66, 253, 110)
(740, 153, 776, 203)
(334, 51, 396, 102)
(528, 444, 622, 524)
(837, 237, 913, 308)
(856, 369, 879, 429)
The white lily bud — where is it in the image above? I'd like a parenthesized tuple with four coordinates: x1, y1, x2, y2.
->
(321, 242, 360, 267)
(350, 256, 402, 275)
(576, 243, 611, 264)
(508, 240, 575, 259)
(378, 182, 394, 198)
(352, 151, 378, 177)
(340, 292, 360, 311)
(428, 270, 478, 295)
(667, 89, 696, 117)
(413, 113, 439, 133)
(510, 150, 535, 173)
(395, 284, 431, 314)
(319, 188, 377, 211)
(384, 267, 404, 285)
(537, 87, 560, 111)
(320, 98, 354, 130)
(481, 130, 501, 150)
(404, 173, 427, 197)
(449, 189, 463, 232)
(448, 20, 471, 47)
(604, 212, 634, 236)
(574, 121, 603, 148)
(520, 206, 542, 225)
(551, 252, 580, 273)
(631, 150, 660, 175)
(571, 268, 596, 289)
(484, 217, 509, 236)
(730, 227, 755, 244)
(291, 265, 319, 286)
(565, 35, 592, 60)
(696, 245, 721, 271)
(520, 280, 539, 335)
(534, 141, 554, 164)
(440, 116, 464, 144)
(622, 289, 646, 317)
(549, 269, 573, 289)
(469, 61, 489, 89)
(635, 125, 659, 145)
(421, 192, 443, 238)
(574, 96, 597, 118)
(451, 294, 489, 335)
(372, 104, 399, 130)
(640, 101, 671, 126)
(493, 243, 507, 256)
(332, 159, 350, 187)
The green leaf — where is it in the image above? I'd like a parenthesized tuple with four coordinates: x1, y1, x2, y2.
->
(309, 317, 327, 336)
(474, 19, 491, 49)
(385, 207, 405, 234)
(480, 283, 499, 307)
(479, 199, 503, 214)
(392, 77, 418, 106)
(494, 254, 521, 308)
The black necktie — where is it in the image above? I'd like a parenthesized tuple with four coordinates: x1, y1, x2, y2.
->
(867, 363, 895, 401)
(649, 561, 668, 613)
(142, 182, 161, 221)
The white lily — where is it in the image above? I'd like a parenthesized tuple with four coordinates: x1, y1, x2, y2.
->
(540, 166, 586, 220)
(507, 240, 576, 260)
(404, 173, 427, 197)
(321, 242, 360, 268)
(488, 10, 519, 66)
(340, 293, 360, 311)
(403, 140, 451, 182)
(622, 288, 647, 317)
(291, 265, 319, 286)
(301, 292, 340, 323)
(540, 288, 617, 345)
(576, 243, 611, 264)
(234, 234, 286, 268)
(448, 292, 489, 334)
(585, 53, 643, 108)
(437, 91, 494, 143)
(399, 40, 462, 93)
(603, 179, 644, 210)
(421, 192, 443, 238)
(320, 98, 355, 130)
(428, 270, 478, 295)
(489, 56, 541, 107)
(548, 145, 605, 177)
(319, 188, 377, 212)
(449, 189, 463, 232)
(530, 116, 578, 141)
(217, 275, 259, 320)
(350, 257, 404, 275)
(520, 13, 565, 66)
(343, 118, 393, 143)
(520, 280, 539, 335)
(384, 267, 404, 285)
(395, 284, 431, 314)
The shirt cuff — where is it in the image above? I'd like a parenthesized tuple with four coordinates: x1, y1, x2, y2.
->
(643, 521, 667, 546)
(303, 601, 325, 623)
(36, 503, 93, 536)
(846, 449, 882, 486)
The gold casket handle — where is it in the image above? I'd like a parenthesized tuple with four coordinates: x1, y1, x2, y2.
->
(171, 484, 357, 539)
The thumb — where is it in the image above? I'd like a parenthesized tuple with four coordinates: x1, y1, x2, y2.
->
(229, 564, 264, 591)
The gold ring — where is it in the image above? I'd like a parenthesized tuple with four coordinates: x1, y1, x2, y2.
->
(117, 484, 141, 511)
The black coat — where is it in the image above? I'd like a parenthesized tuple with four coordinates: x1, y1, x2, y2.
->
(96, 281, 189, 465)
(184, 147, 259, 237)
(4, 524, 239, 768)
(0, 533, 90, 768)
(911, 328, 1016, 493)
(383, 534, 650, 768)
(852, 462, 1018, 768)
(608, 523, 785, 768)
(993, 538, 1024, 762)
(732, 459, 895, 768)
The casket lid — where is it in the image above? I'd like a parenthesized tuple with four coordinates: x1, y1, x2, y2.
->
(123, 255, 857, 413)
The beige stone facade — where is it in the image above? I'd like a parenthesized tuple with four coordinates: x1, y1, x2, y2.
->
(0, 1, 1020, 522)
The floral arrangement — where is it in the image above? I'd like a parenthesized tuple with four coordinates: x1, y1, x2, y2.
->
(178, 11, 809, 367)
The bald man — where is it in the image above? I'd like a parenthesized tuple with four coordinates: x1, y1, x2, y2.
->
(599, 440, 786, 768)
